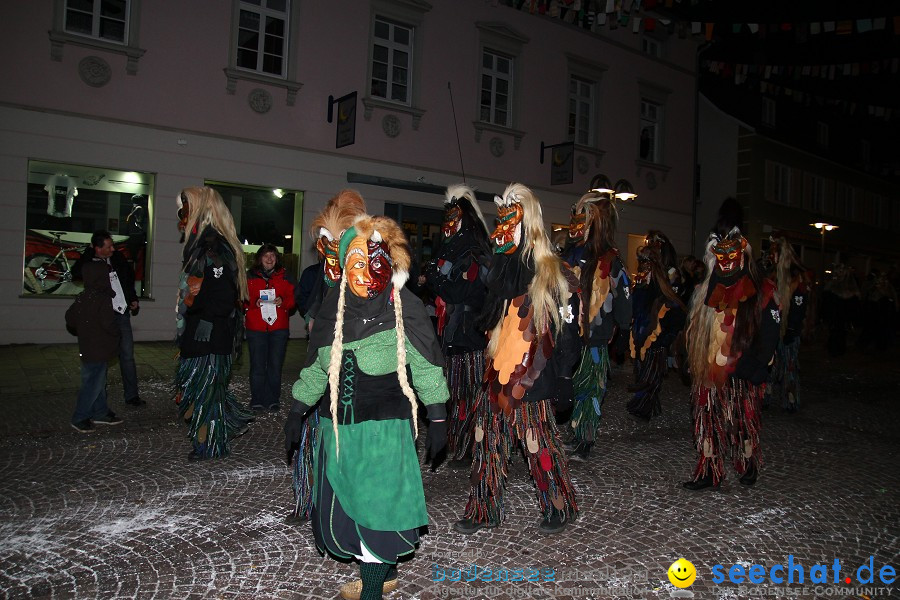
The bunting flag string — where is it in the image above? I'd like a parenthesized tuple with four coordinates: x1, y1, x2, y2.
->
(496, 0, 899, 39)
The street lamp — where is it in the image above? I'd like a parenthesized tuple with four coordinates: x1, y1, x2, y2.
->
(589, 173, 637, 202)
(810, 222, 838, 283)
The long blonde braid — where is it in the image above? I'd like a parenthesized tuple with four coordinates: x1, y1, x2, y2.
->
(327, 270, 348, 459)
(392, 287, 419, 438)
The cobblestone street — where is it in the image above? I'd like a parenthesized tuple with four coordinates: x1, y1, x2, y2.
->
(0, 339, 897, 600)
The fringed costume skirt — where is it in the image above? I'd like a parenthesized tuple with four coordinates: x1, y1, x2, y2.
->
(571, 345, 610, 446)
(446, 350, 484, 460)
(291, 409, 319, 520)
(626, 346, 667, 420)
(764, 338, 800, 410)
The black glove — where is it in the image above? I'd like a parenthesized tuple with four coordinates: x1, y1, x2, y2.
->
(284, 409, 306, 465)
(424, 420, 447, 471)
(734, 355, 769, 385)
(194, 319, 213, 342)
(555, 377, 575, 415)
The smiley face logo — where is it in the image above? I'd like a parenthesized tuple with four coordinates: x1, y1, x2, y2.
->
(667, 558, 696, 588)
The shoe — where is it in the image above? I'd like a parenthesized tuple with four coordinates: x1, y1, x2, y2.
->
(453, 518, 497, 535)
(71, 420, 94, 433)
(538, 510, 568, 534)
(627, 411, 651, 423)
(233, 422, 251, 438)
(682, 474, 719, 491)
(568, 449, 589, 463)
(338, 577, 398, 600)
(268, 404, 281, 413)
(739, 463, 758, 486)
(124, 397, 146, 407)
(284, 512, 307, 525)
(187, 450, 205, 461)
(93, 412, 123, 426)
(251, 404, 265, 413)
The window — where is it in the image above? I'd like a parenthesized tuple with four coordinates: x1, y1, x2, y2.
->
(370, 17, 413, 104)
(23, 159, 154, 298)
(64, 0, 129, 43)
(207, 182, 304, 278)
(640, 99, 662, 162)
(641, 37, 661, 58)
(236, 0, 289, 77)
(834, 183, 854, 218)
(767, 161, 792, 206)
(568, 75, 594, 145)
(816, 121, 829, 148)
(762, 97, 776, 127)
(481, 50, 513, 127)
(225, 0, 302, 105)
(808, 175, 825, 213)
(50, 0, 145, 73)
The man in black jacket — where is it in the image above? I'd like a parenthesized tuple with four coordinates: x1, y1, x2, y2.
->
(74, 230, 143, 407)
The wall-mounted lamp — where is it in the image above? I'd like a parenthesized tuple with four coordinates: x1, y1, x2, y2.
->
(272, 188, 285, 198)
(589, 173, 637, 202)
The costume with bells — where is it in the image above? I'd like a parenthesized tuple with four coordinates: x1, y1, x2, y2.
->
(683, 203, 780, 490)
(454, 183, 582, 536)
(564, 192, 632, 461)
(285, 216, 448, 600)
(173, 187, 253, 461)
(626, 231, 686, 422)
(424, 184, 490, 464)
(288, 190, 366, 524)
(762, 236, 809, 412)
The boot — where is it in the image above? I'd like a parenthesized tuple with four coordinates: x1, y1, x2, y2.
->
(682, 473, 718, 491)
(538, 509, 568, 534)
(453, 517, 497, 535)
(739, 462, 758, 486)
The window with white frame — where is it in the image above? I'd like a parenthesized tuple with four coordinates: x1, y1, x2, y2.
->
(809, 175, 825, 213)
(370, 17, 413, 104)
(762, 97, 776, 127)
(641, 37, 661, 58)
(50, 0, 145, 73)
(640, 99, 662, 162)
(64, 0, 129, 43)
(481, 49, 513, 127)
(236, 0, 289, 77)
(568, 75, 595, 146)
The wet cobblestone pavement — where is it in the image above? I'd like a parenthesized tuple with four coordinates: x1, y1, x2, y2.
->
(0, 339, 897, 599)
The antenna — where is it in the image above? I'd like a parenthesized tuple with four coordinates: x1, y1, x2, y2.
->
(447, 82, 466, 183)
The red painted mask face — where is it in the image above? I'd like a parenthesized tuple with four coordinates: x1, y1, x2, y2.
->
(634, 247, 653, 285)
(442, 204, 462, 238)
(568, 208, 588, 244)
(177, 192, 190, 234)
(491, 202, 524, 254)
(713, 237, 746, 275)
(366, 240, 393, 298)
(317, 236, 342, 288)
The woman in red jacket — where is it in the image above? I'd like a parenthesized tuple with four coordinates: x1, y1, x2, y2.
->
(245, 244, 296, 412)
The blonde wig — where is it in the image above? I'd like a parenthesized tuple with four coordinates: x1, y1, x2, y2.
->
(771, 236, 807, 337)
(325, 215, 416, 459)
(488, 183, 569, 357)
(445, 183, 489, 232)
(181, 186, 248, 302)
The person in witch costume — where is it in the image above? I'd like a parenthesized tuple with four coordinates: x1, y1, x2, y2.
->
(286, 189, 366, 525)
(173, 186, 253, 461)
(453, 183, 582, 536)
(761, 235, 809, 412)
(683, 199, 780, 490)
(626, 230, 686, 422)
(424, 184, 490, 468)
(284, 215, 449, 600)
(564, 191, 632, 462)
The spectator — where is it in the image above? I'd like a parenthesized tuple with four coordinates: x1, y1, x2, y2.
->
(66, 261, 123, 432)
(74, 230, 143, 407)
(245, 244, 296, 412)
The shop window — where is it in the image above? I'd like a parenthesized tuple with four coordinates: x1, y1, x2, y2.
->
(23, 159, 154, 297)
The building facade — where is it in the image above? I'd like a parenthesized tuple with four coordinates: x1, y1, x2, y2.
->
(0, 0, 700, 344)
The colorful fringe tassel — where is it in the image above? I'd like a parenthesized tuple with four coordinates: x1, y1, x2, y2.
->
(690, 378, 763, 486)
(571, 345, 609, 447)
(626, 346, 667, 420)
(174, 353, 252, 458)
(764, 338, 800, 410)
(446, 350, 484, 460)
(463, 395, 578, 525)
(291, 409, 319, 520)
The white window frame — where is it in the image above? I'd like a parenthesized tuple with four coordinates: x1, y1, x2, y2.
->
(362, 0, 430, 130)
(641, 36, 662, 58)
(49, 0, 145, 74)
(566, 55, 606, 151)
(473, 22, 528, 149)
(63, 0, 130, 43)
(225, 0, 303, 106)
(568, 75, 594, 145)
(370, 16, 413, 105)
(235, 0, 290, 78)
(481, 49, 514, 128)
(637, 81, 669, 165)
